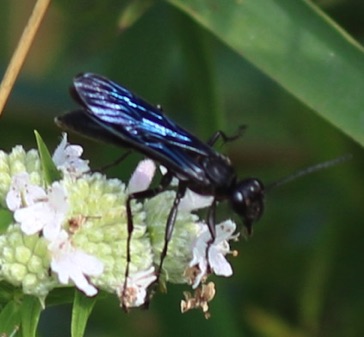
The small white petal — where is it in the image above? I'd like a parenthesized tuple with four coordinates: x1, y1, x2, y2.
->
(208, 247, 233, 277)
(52, 133, 89, 177)
(49, 231, 103, 296)
(47, 182, 69, 215)
(15, 203, 49, 235)
(159, 165, 179, 186)
(128, 159, 156, 194)
(52, 133, 68, 163)
(213, 220, 237, 243)
(159, 165, 168, 176)
(158, 165, 214, 212)
(42, 213, 65, 241)
(6, 173, 29, 210)
(159, 163, 214, 212)
(179, 190, 214, 212)
(129, 267, 157, 289)
(6, 173, 46, 211)
(189, 220, 237, 288)
(117, 267, 157, 308)
(6, 189, 22, 211)
(13, 181, 68, 240)
(159, 165, 214, 212)
(126, 286, 148, 308)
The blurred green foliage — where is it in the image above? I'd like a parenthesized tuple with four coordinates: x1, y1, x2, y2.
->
(1, 0, 364, 336)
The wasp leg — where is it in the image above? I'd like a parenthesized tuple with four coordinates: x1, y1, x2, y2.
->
(98, 150, 132, 172)
(207, 125, 247, 146)
(143, 182, 188, 308)
(156, 182, 188, 278)
(122, 172, 173, 310)
(205, 199, 217, 272)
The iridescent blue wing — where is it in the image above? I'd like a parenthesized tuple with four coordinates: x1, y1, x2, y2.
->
(70, 73, 219, 184)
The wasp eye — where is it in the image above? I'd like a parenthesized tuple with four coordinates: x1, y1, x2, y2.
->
(230, 179, 264, 232)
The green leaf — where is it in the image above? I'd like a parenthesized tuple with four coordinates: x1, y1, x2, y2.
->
(0, 300, 21, 336)
(118, 0, 156, 31)
(71, 290, 97, 337)
(0, 282, 19, 305)
(20, 296, 42, 337)
(174, 13, 223, 138)
(245, 306, 306, 337)
(34, 130, 61, 185)
(167, 0, 364, 146)
(0, 208, 13, 234)
(45, 288, 76, 307)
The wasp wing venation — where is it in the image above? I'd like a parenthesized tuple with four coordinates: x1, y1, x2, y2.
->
(73, 73, 214, 155)
(71, 73, 224, 185)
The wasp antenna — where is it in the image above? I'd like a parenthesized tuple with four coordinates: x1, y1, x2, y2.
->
(266, 154, 352, 192)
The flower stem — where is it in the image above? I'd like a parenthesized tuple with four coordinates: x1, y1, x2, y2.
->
(0, 0, 51, 116)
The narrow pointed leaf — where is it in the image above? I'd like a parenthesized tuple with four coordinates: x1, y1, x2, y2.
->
(167, 0, 364, 146)
(20, 295, 42, 337)
(0, 300, 21, 336)
(34, 130, 61, 184)
(71, 290, 97, 337)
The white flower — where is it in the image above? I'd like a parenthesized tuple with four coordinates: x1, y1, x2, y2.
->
(7, 175, 69, 241)
(6, 173, 46, 211)
(178, 189, 214, 212)
(127, 159, 156, 194)
(49, 230, 104, 296)
(117, 267, 157, 308)
(2, 135, 241, 311)
(52, 133, 89, 177)
(189, 220, 237, 288)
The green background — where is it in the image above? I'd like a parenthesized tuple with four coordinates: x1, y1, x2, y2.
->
(1, 0, 364, 336)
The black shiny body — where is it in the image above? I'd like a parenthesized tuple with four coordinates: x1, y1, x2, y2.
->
(55, 73, 265, 305)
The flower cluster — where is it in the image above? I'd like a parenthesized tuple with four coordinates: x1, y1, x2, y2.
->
(0, 134, 238, 315)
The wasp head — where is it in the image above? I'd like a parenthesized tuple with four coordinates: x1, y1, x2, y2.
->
(230, 178, 265, 235)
